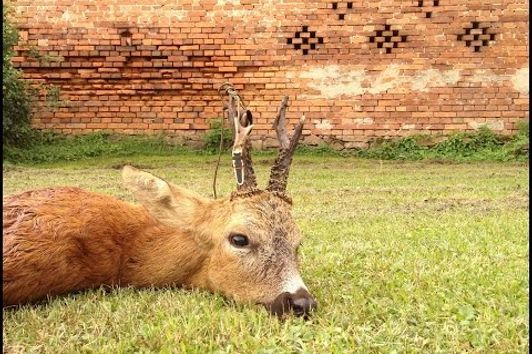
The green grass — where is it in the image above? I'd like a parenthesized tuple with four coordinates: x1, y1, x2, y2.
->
(2, 132, 195, 164)
(354, 126, 529, 162)
(3, 124, 529, 165)
(3, 155, 529, 353)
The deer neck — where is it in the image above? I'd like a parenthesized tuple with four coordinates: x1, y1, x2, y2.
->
(120, 199, 232, 290)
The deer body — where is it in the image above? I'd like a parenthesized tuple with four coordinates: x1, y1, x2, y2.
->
(3, 187, 209, 306)
(3, 86, 316, 317)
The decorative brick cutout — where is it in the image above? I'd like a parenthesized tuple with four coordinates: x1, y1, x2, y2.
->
(118, 28, 133, 47)
(287, 26, 324, 55)
(417, 0, 440, 19)
(457, 21, 497, 52)
(119, 28, 132, 38)
(368, 24, 408, 54)
(330, 1, 355, 21)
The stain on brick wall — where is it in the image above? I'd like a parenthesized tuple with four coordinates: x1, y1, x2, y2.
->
(10, 0, 529, 148)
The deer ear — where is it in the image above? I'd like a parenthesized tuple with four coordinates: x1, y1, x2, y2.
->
(121, 165, 206, 229)
(245, 110, 253, 125)
(122, 165, 173, 203)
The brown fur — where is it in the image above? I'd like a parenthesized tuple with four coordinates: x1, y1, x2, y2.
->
(3, 166, 312, 312)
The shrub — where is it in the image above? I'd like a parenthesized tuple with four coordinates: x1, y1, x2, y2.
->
(203, 119, 233, 153)
(515, 120, 529, 137)
(2, 5, 35, 147)
(358, 135, 427, 160)
(355, 127, 528, 162)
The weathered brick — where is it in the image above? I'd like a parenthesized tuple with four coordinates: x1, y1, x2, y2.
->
(10, 0, 528, 146)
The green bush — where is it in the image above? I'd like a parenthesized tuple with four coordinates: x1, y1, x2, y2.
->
(2, 5, 35, 147)
(203, 119, 233, 153)
(2, 5, 63, 148)
(360, 136, 427, 160)
(356, 126, 528, 162)
(515, 120, 529, 137)
(296, 143, 338, 155)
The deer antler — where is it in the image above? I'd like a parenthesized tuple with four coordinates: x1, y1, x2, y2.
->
(267, 96, 306, 192)
(219, 83, 257, 190)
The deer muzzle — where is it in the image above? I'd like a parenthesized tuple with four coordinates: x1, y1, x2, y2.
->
(266, 288, 317, 318)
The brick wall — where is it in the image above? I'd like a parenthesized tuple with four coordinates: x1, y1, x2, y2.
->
(10, 0, 529, 148)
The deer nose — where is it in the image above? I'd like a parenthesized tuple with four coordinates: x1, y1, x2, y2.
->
(267, 288, 317, 318)
(290, 289, 317, 317)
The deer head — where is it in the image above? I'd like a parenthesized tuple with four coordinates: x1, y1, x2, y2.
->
(121, 85, 315, 318)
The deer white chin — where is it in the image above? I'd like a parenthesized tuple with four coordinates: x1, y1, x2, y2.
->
(282, 272, 308, 294)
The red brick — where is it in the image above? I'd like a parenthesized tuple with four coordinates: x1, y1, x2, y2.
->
(10, 0, 528, 146)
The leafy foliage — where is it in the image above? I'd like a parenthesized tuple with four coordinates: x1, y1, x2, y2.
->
(356, 126, 529, 162)
(296, 143, 338, 155)
(2, 5, 35, 147)
(515, 120, 529, 137)
(203, 119, 233, 153)
(2, 5, 63, 148)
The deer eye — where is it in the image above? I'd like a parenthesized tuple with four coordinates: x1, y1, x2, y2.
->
(229, 234, 249, 248)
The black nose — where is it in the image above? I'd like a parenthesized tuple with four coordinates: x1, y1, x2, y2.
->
(290, 290, 317, 316)
(267, 288, 317, 318)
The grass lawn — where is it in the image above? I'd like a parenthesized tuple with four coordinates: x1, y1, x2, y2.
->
(2, 154, 529, 353)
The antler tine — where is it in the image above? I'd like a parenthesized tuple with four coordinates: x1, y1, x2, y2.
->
(267, 96, 306, 192)
(273, 96, 290, 149)
(223, 85, 257, 191)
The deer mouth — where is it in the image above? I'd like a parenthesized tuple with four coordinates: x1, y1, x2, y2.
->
(263, 288, 317, 319)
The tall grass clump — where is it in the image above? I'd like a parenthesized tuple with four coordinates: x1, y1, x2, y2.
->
(3, 132, 191, 164)
(203, 119, 233, 153)
(357, 125, 529, 162)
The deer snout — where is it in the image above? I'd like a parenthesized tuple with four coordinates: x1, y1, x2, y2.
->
(290, 288, 317, 316)
(266, 288, 317, 318)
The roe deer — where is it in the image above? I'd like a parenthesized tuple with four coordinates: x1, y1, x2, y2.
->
(3, 85, 316, 317)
